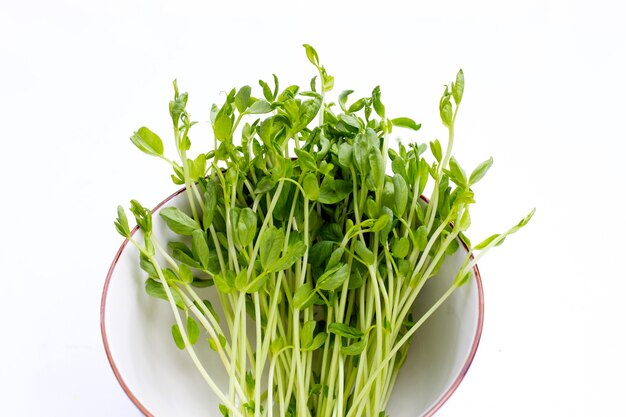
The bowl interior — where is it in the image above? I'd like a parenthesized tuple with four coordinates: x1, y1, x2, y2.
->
(102, 190, 483, 417)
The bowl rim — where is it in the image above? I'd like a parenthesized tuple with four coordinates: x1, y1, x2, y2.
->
(100, 187, 484, 417)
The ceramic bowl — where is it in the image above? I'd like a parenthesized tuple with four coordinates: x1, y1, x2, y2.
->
(101, 188, 484, 417)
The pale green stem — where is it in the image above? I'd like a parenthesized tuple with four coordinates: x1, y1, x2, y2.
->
(246, 181, 285, 278)
(129, 238, 242, 417)
(346, 284, 457, 417)
(425, 106, 458, 234)
(394, 223, 461, 338)
(177, 289, 247, 402)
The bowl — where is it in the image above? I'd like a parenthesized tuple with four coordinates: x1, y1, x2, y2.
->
(101, 187, 484, 417)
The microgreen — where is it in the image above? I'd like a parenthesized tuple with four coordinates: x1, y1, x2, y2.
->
(116, 45, 532, 417)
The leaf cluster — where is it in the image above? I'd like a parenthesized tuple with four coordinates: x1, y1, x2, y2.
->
(114, 45, 533, 417)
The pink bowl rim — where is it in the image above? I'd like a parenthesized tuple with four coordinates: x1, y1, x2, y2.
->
(100, 187, 484, 417)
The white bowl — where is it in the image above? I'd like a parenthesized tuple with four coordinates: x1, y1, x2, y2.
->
(101, 188, 484, 417)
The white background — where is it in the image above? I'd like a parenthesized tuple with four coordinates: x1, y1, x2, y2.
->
(1, 0, 625, 416)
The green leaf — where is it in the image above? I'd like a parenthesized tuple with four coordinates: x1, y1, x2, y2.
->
(294, 148, 317, 172)
(179, 134, 191, 152)
(518, 208, 536, 228)
(308, 241, 333, 271)
(271, 338, 284, 354)
(341, 337, 367, 356)
(255, 177, 276, 194)
(169, 241, 201, 268)
(187, 316, 199, 345)
(294, 98, 322, 132)
(139, 254, 158, 277)
(474, 234, 499, 250)
(245, 272, 270, 294)
(192, 230, 210, 270)
(214, 270, 235, 293)
(171, 324, 185, 350)
(338, 90, 353, 112)
(235, 85, 252, 113)
(318, 179, 352, 204)
(393, 174, 408, 216)
(322, 70, 334, 93)
(452, 69, 464, 105)
(337, 143, 353, 169)
(201, 300, 219, 323)
(272, 74, 279, 100)
(268, 240, 307, 272)
(391, 117, 421, 131)
(178, 264, 193, 284)
(372, 86, 385, 118)
(277, 85, 300, 102)
(191, 277, 214, 288)
(247, 100, 273, 114)
(320, 223, 343, 242)
(392, 237, 410, 258)
(235, 270, 248, 291)
(397, 259, 411, 279)
(210, 103, 219, 124)
(218, 334, 227, 349)
(160, 207, 200, 235)
(448, 156, 467, 186)
(329, 323, 364, 338)
(129, 200, 152, 234)
(339, 114, 360, 132)
(145, 278, 185, 310)
(455, 270, 473, 287)
(365, 198, 379, 219)
(260, 226, 285, 270)
(189, 153, 207, 180)
(445, 238, 460, 255)
(130, 127, 164, 157)
(355, 240, 375, 266)
(169, 82, 188, 124)
(300, 320, 316, 349)
(453, 188, 473, 210)
(213, 108, 233, 142)
(304, 332, 327, 351)
(371, 214, 390, 232)
(418, 158, 429, 195)
(171, 163, 185, 185)
(348, 98, 367, 113)
(317, 135, 331, 160)
(302, 172, 320, 200)
(430, 140, 442, 163)
(472, 209, 534, 253)
(310, 75, 317, 92)
(245, 373, 255, 400)
(316, 263, 350, 291)
(114, 206, 131, 238)
(414, 225, 428, 251)
(293, 282, 317, 309)
(367, 148, 385, 190)
(237, 208, 257, 247)
(469, 157, 494, 186)
(440, 96, 453, 127)
(163, 268, 178, 283)
(303, 44, 319, 67)
(258, 116, 276, 146)
(353, 129, 378, 174)
(326, 247, 344, 269)
(259, 79, 273, 102)
(458, 208, 471, 232)
(348, 269, 364, 289)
